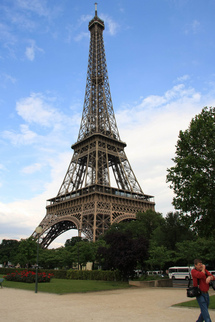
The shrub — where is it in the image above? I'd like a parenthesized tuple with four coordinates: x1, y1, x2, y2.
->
(66, 270, 121, 281)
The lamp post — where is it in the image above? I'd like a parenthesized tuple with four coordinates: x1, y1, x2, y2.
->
(35, 226, 43, 293)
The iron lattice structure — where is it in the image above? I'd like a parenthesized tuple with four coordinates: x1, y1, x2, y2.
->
(33, 5, 155, 247)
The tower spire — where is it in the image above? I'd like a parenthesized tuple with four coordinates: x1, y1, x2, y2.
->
(58, 7, 141, 194)
(95, 2, 98, 17)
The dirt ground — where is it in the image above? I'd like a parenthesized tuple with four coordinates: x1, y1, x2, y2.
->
(1, 287, 215, 321)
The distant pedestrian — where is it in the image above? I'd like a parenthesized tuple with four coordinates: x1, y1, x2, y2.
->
(191, 259, 215, 322)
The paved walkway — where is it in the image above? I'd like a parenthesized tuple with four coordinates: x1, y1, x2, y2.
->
(1, 287, 215, 321)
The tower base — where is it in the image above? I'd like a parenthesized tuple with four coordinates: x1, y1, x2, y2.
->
(34, 184, 155, 248)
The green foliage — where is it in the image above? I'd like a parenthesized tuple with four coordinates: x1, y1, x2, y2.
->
(1, 202, 214, 275)
(146, 241, 172, 270)
(72, 240, 97, 268)
(15, 237, 37, 267)
(46, 269, 67, 279)
(0, 268, 120, 281)
(98, 229, 148, 280)
(66, 269, 121, 281)
(151, 212, 194, 251)
(0, 239, 19, 265)
(174, 237, 215, 267)
(97, 210, 196, 273)
(106, 210, 164, 241)
(167, 106, 215, 236)
(136, 210, 165, 240)
(65, 236, 82, 247)
(39, 246, 75, 269)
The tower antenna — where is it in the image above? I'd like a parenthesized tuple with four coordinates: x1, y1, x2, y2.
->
(95, 2, 98, 17)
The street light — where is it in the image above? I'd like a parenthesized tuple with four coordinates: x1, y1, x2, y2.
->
(35, 226, 43, 294)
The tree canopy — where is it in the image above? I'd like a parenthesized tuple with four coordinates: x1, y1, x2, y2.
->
(151, 212, 194, 251)
(0, 239, 19, 265)
(16, 237, 37, 267)
(166, 106, 215, 236)
(98, 230, 148, 280)
(1, 210, 214, 273)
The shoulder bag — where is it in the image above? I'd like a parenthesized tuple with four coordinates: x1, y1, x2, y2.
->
(187, 272, 201, 298)
(210, 280, 215, 290)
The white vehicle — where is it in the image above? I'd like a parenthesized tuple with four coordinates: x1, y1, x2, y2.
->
(147, 270, 163, 276)
(168, 266, 193, 280)
(134, 270, 143, 277)
(209, 270, 215, 276)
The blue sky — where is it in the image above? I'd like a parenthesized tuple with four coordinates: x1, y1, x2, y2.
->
(0, 0, 215, 248)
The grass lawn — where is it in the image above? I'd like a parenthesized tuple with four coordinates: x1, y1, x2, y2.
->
(173, 295, 215, 309)
(0, 274, 130, 294)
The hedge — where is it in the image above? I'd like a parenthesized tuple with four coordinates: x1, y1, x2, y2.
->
(0, 268, 66, 279)
(0, 268, 121, 281)
(66, 270, 121, 281)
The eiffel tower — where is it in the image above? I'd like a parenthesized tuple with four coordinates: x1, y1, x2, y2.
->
(33, 4, 155, 248)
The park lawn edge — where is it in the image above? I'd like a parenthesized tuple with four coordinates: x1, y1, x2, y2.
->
(173, 294, 215, 309)
(0, 276, 131, 294)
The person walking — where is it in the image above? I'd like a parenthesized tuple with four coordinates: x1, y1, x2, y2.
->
(191, 258, 215, 322)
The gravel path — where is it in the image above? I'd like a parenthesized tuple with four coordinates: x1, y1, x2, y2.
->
(1, 287, 215, 321)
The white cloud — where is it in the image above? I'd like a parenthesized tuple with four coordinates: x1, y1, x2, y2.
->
(1, 93, 79, 151)
(117, 84, 202, 131)
(0, 151, 74, 247)
(185, 20, 201, 34)
(21, 163, 42, 174)
(25, 45, 35, 61)
(2, 124, 37, 145)
(17, 0, 52, 17)
(25, 40, 44, 61)
(0, 22, 17, 48)
(117, 82, 214, 215)
(176, 75, 190, 82)
(16, 93, 60, 126)
(66, 14, 92, 43)
(80, 15, 93, 24)
(67, 13, 119, 43)
(100, 14, 119, 35)
(74, 32, 89, 42)
(0, 73, 17, 86)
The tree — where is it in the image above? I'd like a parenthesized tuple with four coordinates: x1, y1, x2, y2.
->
(15, 237, 37, 267)
(166, 107, 215, 236)
(71, 241, 97, 269)
(65, 237, 82, 247)
(105, 209, 164, 241)
(146, 241, 172, 271)
(174, 237, 215, 267)
(98, 230, 148, 280)
(152, 212, 194, 251)
(0, 239, 19, 266)
(134, 210, 164, 240)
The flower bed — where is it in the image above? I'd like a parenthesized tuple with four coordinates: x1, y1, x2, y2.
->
(4, 270, 54, 283)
